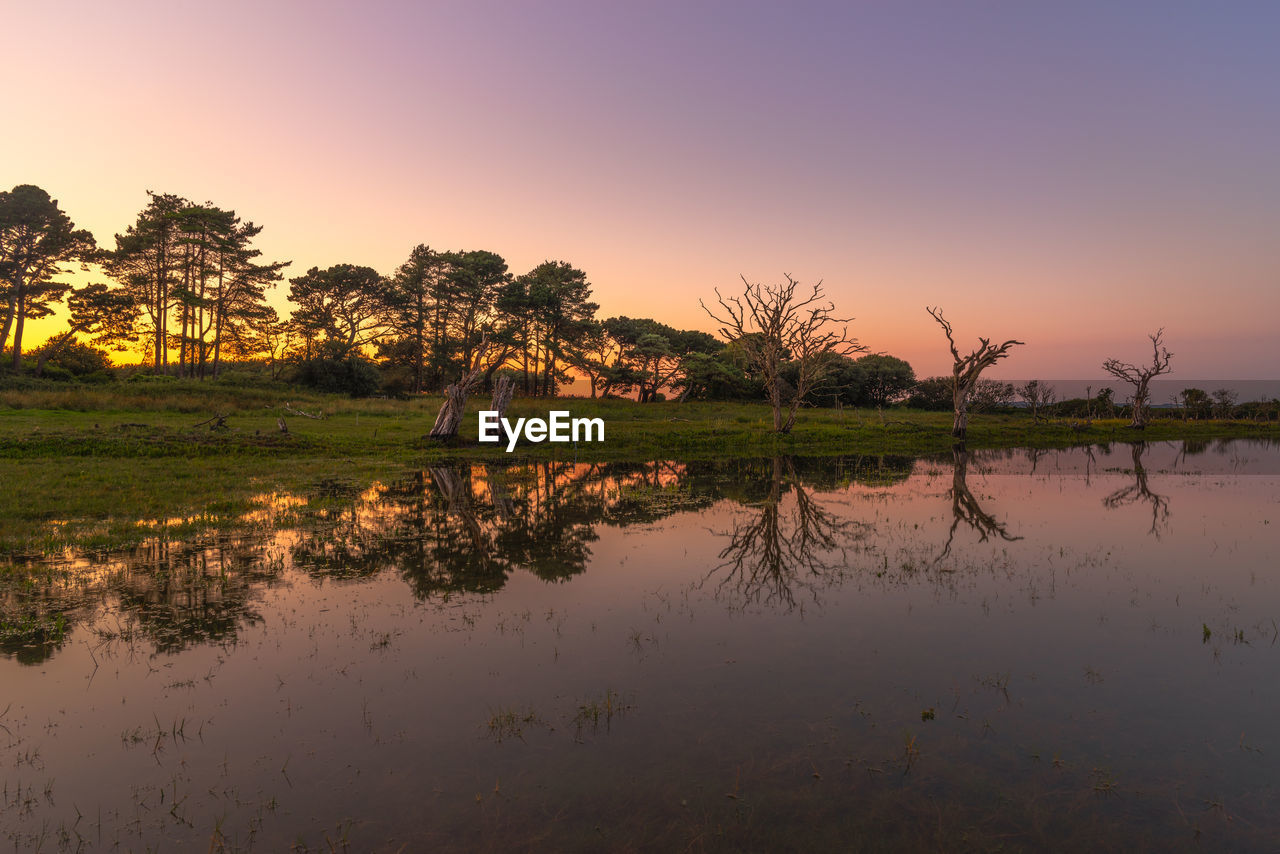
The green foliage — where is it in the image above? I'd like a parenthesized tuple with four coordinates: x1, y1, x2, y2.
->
(970, 379, 1017, 411)
(597, 316, 721, 401)
(288, 264, 387, 357)
(381, 245, 511, 393)
(107, 192, 286, 376)
(125, 371, 179, 384)
(497, 260, 598, 395)
(1178, 387, 1212, 419)
(1212, 388, 1239, 419)
(905, 376, 953, 410)
(210, 367, 289, 390)
(290, 343, 382, 396)
(856, 354, 916, 407)
(0, 184, 97, 369)
(33, 339, 112, 377)
(780, 352, 914, 407)
(677, 350, 761, 400)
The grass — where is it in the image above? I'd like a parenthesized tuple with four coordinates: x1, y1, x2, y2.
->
(1, 381, 1277, 557)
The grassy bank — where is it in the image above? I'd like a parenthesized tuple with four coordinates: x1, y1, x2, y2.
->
(2, 383, 1278, 556)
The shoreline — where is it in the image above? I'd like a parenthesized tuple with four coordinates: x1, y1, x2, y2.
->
(2, 391, 1277, 559)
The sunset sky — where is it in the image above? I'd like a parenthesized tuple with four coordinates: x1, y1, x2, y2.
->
(4, 1, 1278, 378)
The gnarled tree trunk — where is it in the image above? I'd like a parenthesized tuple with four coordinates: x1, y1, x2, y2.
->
(487, 374, 516, 445)
(428, 334, 492, 440)
(952, 385, 970, 439)
(428, 383, 470, 439)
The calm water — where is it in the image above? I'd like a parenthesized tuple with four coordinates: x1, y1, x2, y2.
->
(2, 440, 1279, 852)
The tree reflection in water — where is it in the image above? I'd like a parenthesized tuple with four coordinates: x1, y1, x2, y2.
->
(707, 457, 868, 610)
(0, 455, 911, 663)
(1102, 442, 1170, 537)
(0, 533, 285, 664)
(937, 445, 1021, 564)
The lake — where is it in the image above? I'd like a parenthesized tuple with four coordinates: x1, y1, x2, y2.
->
(2, 439, 1278, 851)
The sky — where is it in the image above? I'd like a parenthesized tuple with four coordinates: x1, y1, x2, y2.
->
(3, 0, 1278, 379)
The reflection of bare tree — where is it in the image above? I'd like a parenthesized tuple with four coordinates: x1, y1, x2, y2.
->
(1103, 442, 1170, 537)
(1024, 446, 1051, 475)
(709, 457, 864, 609)
(1, 453, 937, 665)
(938, 446, 1021, 563)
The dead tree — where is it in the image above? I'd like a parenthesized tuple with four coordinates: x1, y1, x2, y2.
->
(1102, 329, 1172, 429)
(702, 275, 864, 434)
(927, 308, 1024, 440)
(428, 334, 493, 440)
(486, 374, 516, 446)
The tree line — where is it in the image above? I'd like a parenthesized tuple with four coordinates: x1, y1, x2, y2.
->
(3, 183, 1275, 435)
(0, 184, 920, 406)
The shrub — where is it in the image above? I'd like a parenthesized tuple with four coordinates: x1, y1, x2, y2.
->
(291, 355, 382, 397)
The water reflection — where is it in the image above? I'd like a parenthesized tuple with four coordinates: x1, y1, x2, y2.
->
(3, 440, 1280, 851)
(1, 439, 1272, 664)
(1102, 442, 1170, 536)
(0, 533, 284, 664)
(937, 445, 1021, 562)
(0, 457, 917, 664)
(706, 457, 866, 609)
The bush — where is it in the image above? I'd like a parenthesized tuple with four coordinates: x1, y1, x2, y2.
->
(377, 363, 417, 398)
(35, 364, 75, 382)
(33, 340, 113, 377)
(80, 370, 115, 385)
(905, 377, 952, 410)
(855, 354, 915, 407)
(211, 368, 286, 390)
(291, 355, 382, 397)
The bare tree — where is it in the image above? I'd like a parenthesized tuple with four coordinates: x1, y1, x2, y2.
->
(926, 307, 1024, 440)
(1102, 329, 1172, 429)
(702, 275, 864, 433)
(1017, 379, 1057, 423)
(485, 374, 517, 446)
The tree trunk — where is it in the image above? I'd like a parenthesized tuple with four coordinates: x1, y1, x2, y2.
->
(10, 289, 26, 371)
(0, 293, 15, 358)
(414, 302, 424, 394)
(488, 375, 516, 446)
(485, 465, 516, 522)
(489, 375, 515, 415)
(429, 384, 469, 439)
(1130, 380, 1149, 428)
(952, 394, 969, 439)
(429, 334, 492, 440)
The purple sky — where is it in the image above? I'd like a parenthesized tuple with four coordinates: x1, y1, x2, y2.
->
(4, 1, 1278, 377)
